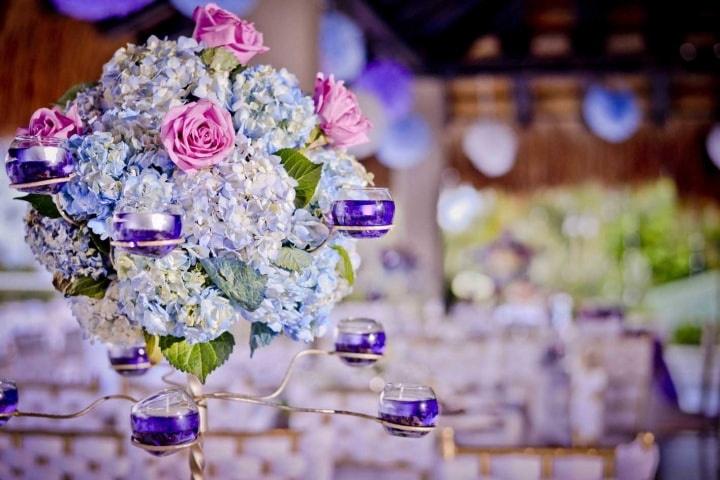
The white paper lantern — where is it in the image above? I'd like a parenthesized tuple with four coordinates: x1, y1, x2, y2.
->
(706, 124, 720, 170)
(582, 84, 641, 143)
(319, 12, 367, 82)
(348, 91, 387, 159)
(462, 120, 518, 177)
(170, 0, 257, 18)
(437, 184, 485, 233)
(377, 114, 432, 169)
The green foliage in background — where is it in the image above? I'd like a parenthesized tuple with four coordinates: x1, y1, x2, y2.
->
(443, 178, 720, 304)
(671, 322, 704, 346)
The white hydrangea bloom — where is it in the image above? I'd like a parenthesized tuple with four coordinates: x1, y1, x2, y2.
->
(115, 249, 238, 343)
(101, 35, 204, 116)
(69, 282, 144, 346)
(174, 145, 295, 263)
(308, 147, 374, 212)
(25, 210, 109, 281)
(231, 65, 316, 154)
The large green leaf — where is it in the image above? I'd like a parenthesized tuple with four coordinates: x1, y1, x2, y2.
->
(159, 333, 235, 384)
(200, 47, 241, 72)
(15, 194, 61, 219)
(143, 331, 163, 364)
(89, 231, 112, 257)
(249, 322, 278, 357)
(55, 82, 95, 107)
(276, 148, 322, 208)
(200, 257, 267, 311)
(331, 245, 355, 285)
(275, 247, 313, 272)
(53, 274, 110, 299)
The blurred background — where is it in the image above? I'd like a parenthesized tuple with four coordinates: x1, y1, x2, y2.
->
(0, 0, 719, 479)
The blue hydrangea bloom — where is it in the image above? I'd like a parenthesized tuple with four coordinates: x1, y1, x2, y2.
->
(231, 65, 316, 155)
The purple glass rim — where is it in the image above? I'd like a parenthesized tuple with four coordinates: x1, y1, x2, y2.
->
(382, 383, 436, 401)
(337, 317, 384, 334)
(9, 134, 68, 149)
(111, 212, 183, 245)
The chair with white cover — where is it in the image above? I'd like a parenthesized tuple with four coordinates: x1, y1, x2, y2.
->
(437, 427, 659, 480)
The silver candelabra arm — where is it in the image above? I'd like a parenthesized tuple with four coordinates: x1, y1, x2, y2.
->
(0, 394, 137, 421)
(0, 348, 434, 480)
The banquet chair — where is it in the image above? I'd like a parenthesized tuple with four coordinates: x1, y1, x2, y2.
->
(0, 428, 129, 480)
(574, 332, 653, 434)
(437, 427, 658, 480)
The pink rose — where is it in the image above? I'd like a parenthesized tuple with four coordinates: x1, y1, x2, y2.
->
(192, 3, 269, 64)
(160, 99, 235, 172)
(17, 104, 82, 139)
(313, 73, 371, 148)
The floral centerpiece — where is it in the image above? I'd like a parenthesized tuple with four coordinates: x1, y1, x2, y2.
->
(9, 4, 375, 382)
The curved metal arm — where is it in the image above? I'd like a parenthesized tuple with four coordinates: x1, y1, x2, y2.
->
(255, 349, 329, 400)
(52, 194, 79, 227)
(161, 368, 189, 389)
(205, 350, 380, 402)
(200, 393, 433, 435)
(0, 394, 137, 420)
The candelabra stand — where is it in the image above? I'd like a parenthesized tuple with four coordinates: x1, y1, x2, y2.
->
(0, 349, 437, 480)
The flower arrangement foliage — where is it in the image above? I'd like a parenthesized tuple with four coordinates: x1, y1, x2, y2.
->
(15, 3, 373, 381)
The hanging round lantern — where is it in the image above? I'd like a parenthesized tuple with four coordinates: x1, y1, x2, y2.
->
(355, 61, 413, 122)
(379, 383, 438, 438)
(5, 136, 74, 193)
(108, 344, 152, 377)
(706, 124, 720, 170)
(378, 114, 432, 170)
(348, 91, 387, 159)
(437, 184, 485, 233)
(50, 0, 154, 21)
(131, 389, 200, 456)
(319, 11, 366, 82)
(331, 187, 394, 239)
(462, 120, 518, 177)
(170, 0, 257, 18)
(334, 318, 386, 366)
(582, 84, 641, 143)
(111, 212, 183, 258)
(0, 380, 18, 427)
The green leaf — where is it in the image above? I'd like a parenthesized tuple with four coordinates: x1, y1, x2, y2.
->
(332, 245, 355, 286)
(53, 274, 110, 299)
(55, 82, 95, 106)
(275, 247, 313, 272)
(249, 322, 278, 357)
(200, 257, 267, 311)
(276, 148, 322, 208)
(159, 332, 235, 383)
(15, 194, 61, 219)
(200, 47, 241, 72)
(89, 231, 111, 257)
(143, 331, 163, 364)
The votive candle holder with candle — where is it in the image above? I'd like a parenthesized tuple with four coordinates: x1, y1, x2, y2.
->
(379, 383, 439, 438)
(334, 318, 386, 366)
(131, 388, 200, 456)
(111, 212, 183, 258)
(108, 344, 151, 377)
(5, 135, 74, 193)
(331, 187, 394, 238)
(0, 380, 18, 427)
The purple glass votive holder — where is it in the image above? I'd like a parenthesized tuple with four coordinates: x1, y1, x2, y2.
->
(0, 380, 18, 427)
(379, 384, 439, 438)
(5, 135, 74, 193)
(331, 187, 395, 239)
(108, 344, 151, 377)
(111, 212, 182, 258)
(335, 318, 386, 366)
(131, 389, 200, 456)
